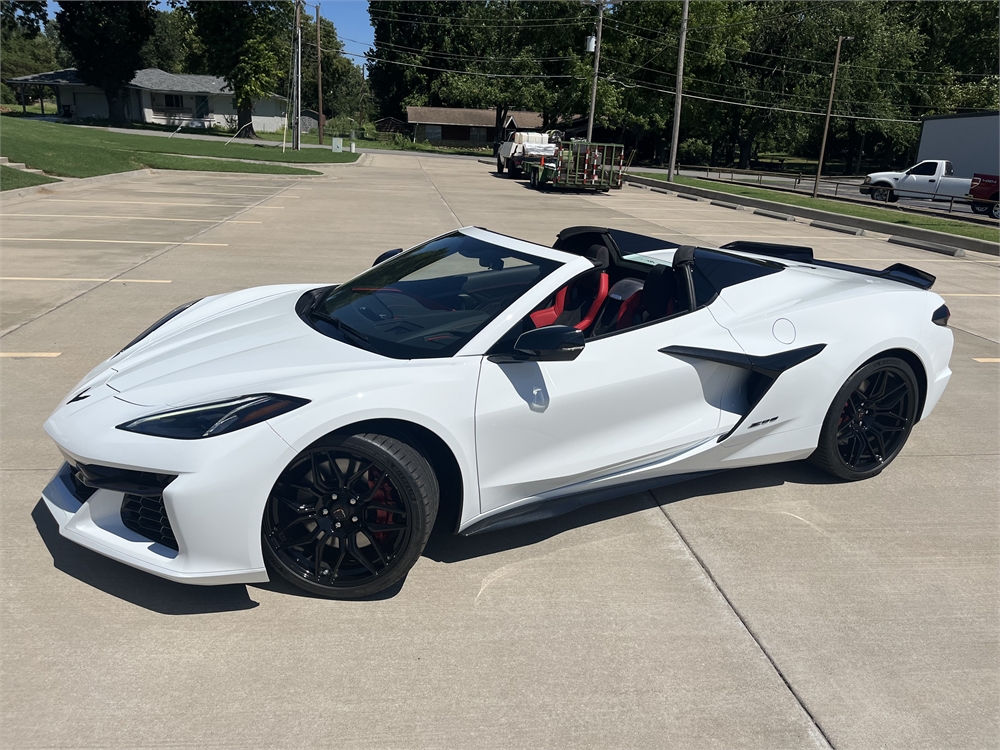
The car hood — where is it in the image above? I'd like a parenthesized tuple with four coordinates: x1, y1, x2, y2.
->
(103, 284, 388, 407)
(866, 171, 901, 181)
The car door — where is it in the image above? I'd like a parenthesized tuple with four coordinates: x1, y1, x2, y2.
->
(896, 161, 939, 199)
(474, 307, 739, 514)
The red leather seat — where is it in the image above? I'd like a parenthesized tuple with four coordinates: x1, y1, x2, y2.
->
(530, 245, 610, 331)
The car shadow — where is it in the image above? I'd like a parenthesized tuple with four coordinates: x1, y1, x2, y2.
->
(32, 500, 259, 615)
(424, 461, 838, 564)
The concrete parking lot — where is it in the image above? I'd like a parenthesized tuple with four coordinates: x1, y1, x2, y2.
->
(1, 154, 997, 749)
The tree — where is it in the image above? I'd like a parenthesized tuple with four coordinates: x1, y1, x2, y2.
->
(187, 1, 292, 138)
(54, 1, 156, 126)
(141, 8, 203, 75)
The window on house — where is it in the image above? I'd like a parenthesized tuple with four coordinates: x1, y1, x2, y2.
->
(424, 124, 442, 142)
(470, 127, 487, 142)
(164, 94, 183, 109)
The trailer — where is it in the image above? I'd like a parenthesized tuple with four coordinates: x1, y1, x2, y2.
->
(524, 141, 626, 192)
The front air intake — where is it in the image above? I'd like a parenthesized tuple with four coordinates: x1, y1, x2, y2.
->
(121, 494, 178, 551)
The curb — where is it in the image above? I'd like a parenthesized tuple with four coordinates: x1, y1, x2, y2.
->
(0, 169, 153, 204)
(888, 236, 965, 258)
(711, 200, 743, 211)
(754, 208, 794, 221)
(811, 220, 865, 236)
(623, 174, 999, 256)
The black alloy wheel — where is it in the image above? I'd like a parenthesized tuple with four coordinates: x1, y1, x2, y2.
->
(263, 432, 438, 599)
(810, 357, 918, 481)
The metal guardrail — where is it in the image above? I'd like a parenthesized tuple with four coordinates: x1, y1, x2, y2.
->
(677, 164, 999, 217)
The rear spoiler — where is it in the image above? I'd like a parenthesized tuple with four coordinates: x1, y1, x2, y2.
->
(719, 241, 935, 290)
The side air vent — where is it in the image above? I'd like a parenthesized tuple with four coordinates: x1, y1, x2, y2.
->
(121, 494, 178, 550)
(74, 463, 176, 497)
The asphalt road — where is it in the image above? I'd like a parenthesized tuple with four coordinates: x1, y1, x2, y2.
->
(1, 156, 997, 749)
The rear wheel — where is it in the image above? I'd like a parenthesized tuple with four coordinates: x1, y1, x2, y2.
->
(810, 357, 918, 481)
(496, 157, 504, 174)
(971, 202, 991, 215)
(263, 432, 438, 599)
(993, 201, 999, 220)
(529, 169, 539, 189)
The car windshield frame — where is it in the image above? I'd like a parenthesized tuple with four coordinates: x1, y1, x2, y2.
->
(304, 231, 562, 359)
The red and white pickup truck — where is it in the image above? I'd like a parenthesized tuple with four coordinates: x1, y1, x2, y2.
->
(861, 160, 999, 219)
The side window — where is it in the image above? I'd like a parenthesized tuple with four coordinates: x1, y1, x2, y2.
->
(910, 161, 937, 176)
(945, 161, 955, 176)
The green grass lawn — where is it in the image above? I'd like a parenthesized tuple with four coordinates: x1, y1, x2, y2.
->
(0, 164, 60, 191)
(635, 173, 999, 244)
(0, 116, 356, 177)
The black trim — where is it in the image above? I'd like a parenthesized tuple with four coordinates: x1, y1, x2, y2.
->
(74, 463, 177, 497)
(720, 241, 814, 263)
(810, 259, 935, 290)
(121, 494, 178, 550)
(461, 471, 716, 535)
(660, 343, 826, 441)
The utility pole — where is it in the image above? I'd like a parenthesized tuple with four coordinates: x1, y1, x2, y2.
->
(666, 0, 689, 182)
(585, 1, 604, 142)
(292, 0, 302, 150)
(812, 35, 851, 198)
(316, 4, 323, 146)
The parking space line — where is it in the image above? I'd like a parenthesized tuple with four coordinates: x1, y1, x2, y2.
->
(973, 358, 1000, 362)
(1, 277, 171, 283)
(940, 294, 1000, 297)
(45, 199, 284, 209)
(0, 352, 61, 358)
(1, 214, 262, 224)
(1, 238, 228, 246)
(128, 190, 300, 198)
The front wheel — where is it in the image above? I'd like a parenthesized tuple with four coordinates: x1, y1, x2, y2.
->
(263, 432, 439, 599)
(870, 186, 893, 203)
(809, 357, 919, 481)
(971, 202, 991, 215)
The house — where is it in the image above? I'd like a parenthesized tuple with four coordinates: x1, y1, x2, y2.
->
(405, 106, 544, 147)
(374, 116, 406, 134)
(5, 68, 286, 132)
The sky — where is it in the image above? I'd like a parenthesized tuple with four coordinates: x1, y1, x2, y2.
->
(320, 0, 376, 64)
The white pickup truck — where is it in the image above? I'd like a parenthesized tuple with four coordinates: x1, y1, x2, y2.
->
(860, 159, 972, 203)
(497, 131, 557, 177)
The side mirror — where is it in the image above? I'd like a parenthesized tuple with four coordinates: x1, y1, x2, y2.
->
(510, 325, 585, 362)
(372, 248, 403, 266)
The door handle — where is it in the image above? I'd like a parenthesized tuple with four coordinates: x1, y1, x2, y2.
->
(928, 179, 936, 183)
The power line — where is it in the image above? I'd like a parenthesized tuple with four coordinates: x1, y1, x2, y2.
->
(346, 50, 582, 79)
(343, 35, 576, 64)
(603, 76, 920, 123)
(368, 9, 588, 30)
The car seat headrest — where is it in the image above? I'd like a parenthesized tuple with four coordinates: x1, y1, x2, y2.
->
(582, 244, 610, 270)
(642, 264, 678, 319)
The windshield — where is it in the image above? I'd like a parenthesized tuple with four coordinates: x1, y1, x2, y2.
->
(307, 232, 561, 359)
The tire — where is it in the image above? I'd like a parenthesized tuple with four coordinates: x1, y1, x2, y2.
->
(262, 432, 439, 599)
(809, 357, 919, 481)
(992, 196, 999, 221)
(529, 169, 539, 189)
(971, 202, 990, 215)
(496, 157, 505, 174)
(870, 185, 893, 203)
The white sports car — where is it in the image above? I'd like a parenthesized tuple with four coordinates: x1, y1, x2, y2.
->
(42, 226, 953, 598)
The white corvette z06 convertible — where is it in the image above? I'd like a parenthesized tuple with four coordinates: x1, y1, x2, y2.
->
(43, 226, 953, 598)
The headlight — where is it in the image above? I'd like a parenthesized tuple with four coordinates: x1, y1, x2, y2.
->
(863, 177, 871, 184)
(116, 299, 201, 356)
(117, 394, 310, 439)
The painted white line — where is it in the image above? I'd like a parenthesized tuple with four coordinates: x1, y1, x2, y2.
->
(128, 190, 299, 198)
(939, 294, 1000, 297)
(1, 214, 261, 224)
(1, 277, 171, 283)
(0, 352, 61, 358)
(0, 238, 228, 246)
(45, 199, 284, 209)
(973, 358, 1000, 363)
